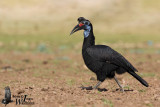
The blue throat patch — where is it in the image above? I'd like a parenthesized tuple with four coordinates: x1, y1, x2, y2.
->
(84, 26, 91, 38)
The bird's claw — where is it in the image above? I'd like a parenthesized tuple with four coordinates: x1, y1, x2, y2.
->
(116, 88, 124, 92)
(120, 88, 124, 92)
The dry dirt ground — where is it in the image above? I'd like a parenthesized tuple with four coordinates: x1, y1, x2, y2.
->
(0, 53, 160, 107)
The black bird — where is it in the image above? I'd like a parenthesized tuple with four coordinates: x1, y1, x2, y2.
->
(2, 86, 11, 106)
(70, 17, 149, 91)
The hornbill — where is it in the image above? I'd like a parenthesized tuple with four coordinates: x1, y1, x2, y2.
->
(70, 17, 149, 91)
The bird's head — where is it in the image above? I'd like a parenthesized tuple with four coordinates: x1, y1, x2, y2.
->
(70, 17, 92, 35)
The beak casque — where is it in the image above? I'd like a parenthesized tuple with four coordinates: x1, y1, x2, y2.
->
(70, 24, 84, 35)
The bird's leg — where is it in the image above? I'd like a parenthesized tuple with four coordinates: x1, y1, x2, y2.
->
(114, 76, 124, 92)
(92, 81, 102, 89)
(80, 81, 102, 90)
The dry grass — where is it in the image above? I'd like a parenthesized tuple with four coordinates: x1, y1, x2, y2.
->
(0, 0, 160, 35)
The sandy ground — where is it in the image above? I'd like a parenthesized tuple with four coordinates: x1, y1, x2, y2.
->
(0, 53, 159, 107)
(0, 0, 160, 107)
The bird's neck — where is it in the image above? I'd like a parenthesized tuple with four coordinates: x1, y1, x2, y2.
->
(82, 28, 95, 51)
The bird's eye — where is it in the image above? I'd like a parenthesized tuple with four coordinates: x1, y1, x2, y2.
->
(84, 21, 89, 25)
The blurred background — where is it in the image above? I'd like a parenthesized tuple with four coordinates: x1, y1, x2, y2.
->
(0, 0, 160, 53)
(0, 1, 160, 106)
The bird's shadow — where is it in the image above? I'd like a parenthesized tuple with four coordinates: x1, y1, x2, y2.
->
(79, 86, 133, 92)
(114, 88, 134, 92)
(98, 88, 134, 92)
(79, 86, 108, 92)
(97, 88, 108, 92)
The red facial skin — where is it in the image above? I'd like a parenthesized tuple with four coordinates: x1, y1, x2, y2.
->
(79, 23, 84, 27)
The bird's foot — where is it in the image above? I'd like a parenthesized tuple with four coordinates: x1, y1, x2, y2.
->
(97, 88, 108, 92)
(116, 88, 124, 92)
(120, 88, 124, 92)
(79, 86, 93, 90)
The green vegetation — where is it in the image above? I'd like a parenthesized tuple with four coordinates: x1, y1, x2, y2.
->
(0, 0, 159, 54)
(138, 89, 146, 93)
(101, 98, 114, 107)
(123, 86, 130, 90)
(66, 79, 75, 86)
(146, 103, 153, 107)
(0, 33, 159, 54)
(140, 73, 155, 77)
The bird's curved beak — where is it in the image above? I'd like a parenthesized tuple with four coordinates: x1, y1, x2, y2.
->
(70, 23, 84, 35)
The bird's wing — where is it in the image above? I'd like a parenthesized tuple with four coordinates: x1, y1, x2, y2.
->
(86, 45, 137, 72)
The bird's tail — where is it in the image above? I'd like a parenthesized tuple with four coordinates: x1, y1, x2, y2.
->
(128, 71, 149, 87)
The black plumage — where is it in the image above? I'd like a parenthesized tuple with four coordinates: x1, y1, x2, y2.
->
(70, 17, 149, 91)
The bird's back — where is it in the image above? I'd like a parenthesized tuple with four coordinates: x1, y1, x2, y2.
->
(85, 45, 137, 72)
